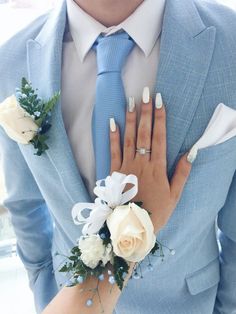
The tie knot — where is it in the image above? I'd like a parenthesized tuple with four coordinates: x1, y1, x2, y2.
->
(92, 31, 135, 75)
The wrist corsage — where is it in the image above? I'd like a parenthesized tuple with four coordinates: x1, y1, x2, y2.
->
(59, 172, 174, 311)
(0, 78, 60, 156)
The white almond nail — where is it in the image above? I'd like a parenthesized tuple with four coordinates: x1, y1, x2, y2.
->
(128, 96, 135, 112)
(110, 118, 116, 132)
(187, 146, 198, 164)
(155, 93, 163, 109)
(142, 86, 150, 104)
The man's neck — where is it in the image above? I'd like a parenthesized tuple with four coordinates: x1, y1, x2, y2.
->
(73, 0, 144, 27)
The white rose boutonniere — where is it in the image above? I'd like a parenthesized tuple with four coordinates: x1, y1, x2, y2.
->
(59, 172, 175, 312)
(0, 78, 60, 155)
(0, 95, 38, 144)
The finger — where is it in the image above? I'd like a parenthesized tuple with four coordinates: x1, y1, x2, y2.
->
(109, 118, 122, 174)
(151, 93, 167, 171)
(135, 87, 153, 162)
(170, 153, 192, 203)
(123, 97, 137, 163)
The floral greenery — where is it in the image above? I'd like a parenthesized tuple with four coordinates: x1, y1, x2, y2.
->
(113, 255, 130, 290)
(16, 77, 60, 156)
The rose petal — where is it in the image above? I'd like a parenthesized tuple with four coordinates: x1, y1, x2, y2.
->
(0, 95, 38, 144)
(106, 205, 131, 237)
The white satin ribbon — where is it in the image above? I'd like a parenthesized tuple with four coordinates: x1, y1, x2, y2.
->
(72, 172, 138, 235)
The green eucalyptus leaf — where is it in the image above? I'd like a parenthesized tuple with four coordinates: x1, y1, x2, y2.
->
(59, 265, 69, 273)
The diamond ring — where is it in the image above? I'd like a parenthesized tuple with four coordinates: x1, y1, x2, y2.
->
(136, 147, 152, 155)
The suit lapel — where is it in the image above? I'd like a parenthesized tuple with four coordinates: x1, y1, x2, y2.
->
(156, 0, 216, 176)
(26, 0, 92, 203)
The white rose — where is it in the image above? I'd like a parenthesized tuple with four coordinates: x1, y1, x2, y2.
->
(0, 95, 38, 144)
(78, 234, 113, 269)
(106, 202, 156, 263)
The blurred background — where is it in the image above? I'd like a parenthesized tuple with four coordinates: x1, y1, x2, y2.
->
(0, 0, 236, 314)
(0, 3, 55, 314)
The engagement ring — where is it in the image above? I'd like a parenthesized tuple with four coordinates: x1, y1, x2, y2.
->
(136, 147, 152, 155)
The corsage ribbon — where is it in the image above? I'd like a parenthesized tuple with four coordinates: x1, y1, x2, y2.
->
(72, 172, 138, 235)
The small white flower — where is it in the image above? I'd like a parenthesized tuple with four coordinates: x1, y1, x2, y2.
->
(34, 111, 41, 117)
(78, 234, 112, 269)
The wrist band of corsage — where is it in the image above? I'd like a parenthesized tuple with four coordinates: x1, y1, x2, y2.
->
(0, 78, 60, 156)
(58, 172, 175, 312)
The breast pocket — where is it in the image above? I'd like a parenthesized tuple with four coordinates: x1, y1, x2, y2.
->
(177, 135, 236, 212)
(185, 257, 220, 295)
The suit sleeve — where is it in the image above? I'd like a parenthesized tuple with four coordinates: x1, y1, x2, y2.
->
(0, 126, 58, 313)
(213, 170, 236, 314)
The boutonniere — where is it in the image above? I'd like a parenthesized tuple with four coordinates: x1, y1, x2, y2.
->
(0, 77, 60, 156)
(59, 172, 175, 312)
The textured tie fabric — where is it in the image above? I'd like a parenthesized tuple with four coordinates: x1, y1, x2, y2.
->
(92, 31, 135, 180)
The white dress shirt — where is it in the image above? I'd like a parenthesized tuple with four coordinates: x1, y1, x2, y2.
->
(62, 0, 166, 199)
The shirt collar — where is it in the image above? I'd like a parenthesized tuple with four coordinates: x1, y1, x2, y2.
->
(66, 0, 166, 62)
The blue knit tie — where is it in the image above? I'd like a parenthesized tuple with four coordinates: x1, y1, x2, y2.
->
(92, 31, 135, 180)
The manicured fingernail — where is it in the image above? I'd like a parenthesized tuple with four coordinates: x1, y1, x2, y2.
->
(142, 86, 150, 104)
(155, 93, 163, 109)
(128, 96, 135, 112)
(110, 118, 116, 132)
(187, 146, 198, 164)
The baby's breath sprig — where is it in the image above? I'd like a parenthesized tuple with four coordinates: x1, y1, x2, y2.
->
(16, 77, 60, 156)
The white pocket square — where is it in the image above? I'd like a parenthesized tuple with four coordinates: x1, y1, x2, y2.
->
(188, 103, 236, 162)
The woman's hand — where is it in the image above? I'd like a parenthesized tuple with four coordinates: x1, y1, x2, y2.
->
(109, 89, 192, 233)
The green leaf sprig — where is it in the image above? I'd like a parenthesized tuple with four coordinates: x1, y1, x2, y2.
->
(16, 77, 60, 156)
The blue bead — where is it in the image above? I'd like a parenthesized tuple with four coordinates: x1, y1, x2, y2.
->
(133, 272, 140, 279)
(122, 272, 128, 280)
(34, 111, 41, 117)
(77, 276, 84, 284)
(100, 233, 106, 239)
(108, 275, 115, 285)
(147, 264, 153, 271)
(16, 92, 22, 98)
(86, 299, 93, 307)
(98, 274, 105, 281)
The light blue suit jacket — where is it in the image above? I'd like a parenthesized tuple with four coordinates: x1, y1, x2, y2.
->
(1, 0, 236, 313)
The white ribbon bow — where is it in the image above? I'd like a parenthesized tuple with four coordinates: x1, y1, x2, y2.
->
(72, 172, 138, 235)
